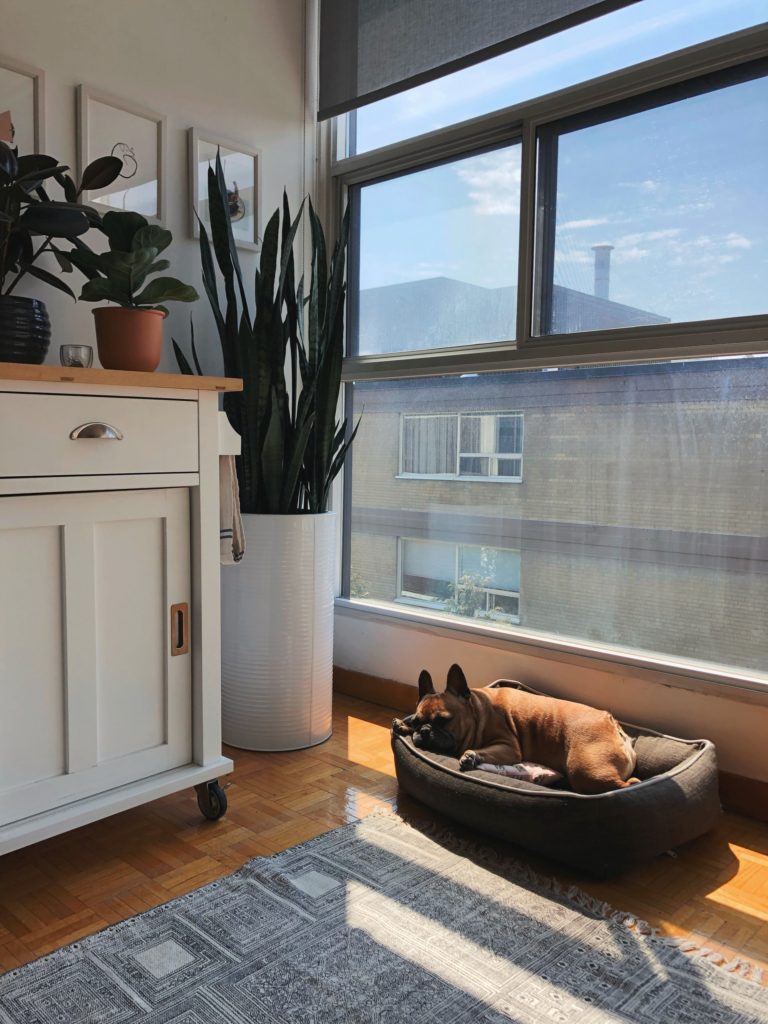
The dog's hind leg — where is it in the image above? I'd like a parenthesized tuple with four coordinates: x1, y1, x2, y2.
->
(567, 745, 641, 794)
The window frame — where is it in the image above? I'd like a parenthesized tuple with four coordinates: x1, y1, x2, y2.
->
(331, 23, 768, 694)
(335, 25, 768, 381)
(397, 411, 524, 482)
(397, 537, 521, 624)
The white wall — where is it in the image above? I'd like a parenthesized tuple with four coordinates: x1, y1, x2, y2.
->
(335, 608, 768, 781)
(3, 0, 310, 372)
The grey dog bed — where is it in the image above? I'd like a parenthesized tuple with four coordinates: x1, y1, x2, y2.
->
(391, 680, 721, 877)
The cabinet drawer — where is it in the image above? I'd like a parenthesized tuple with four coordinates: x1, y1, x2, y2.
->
(0, 393, 198, 477)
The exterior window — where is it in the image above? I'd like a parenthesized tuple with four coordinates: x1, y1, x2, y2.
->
(400, 413, 523, 482)
(401, 415, 456, 476)
(536, 66, 768, 335)
(399, 539, 521, 624)
(355, 144, 521, 356)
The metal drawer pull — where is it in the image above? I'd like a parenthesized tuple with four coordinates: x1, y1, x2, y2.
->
(69, 421, 124, 440)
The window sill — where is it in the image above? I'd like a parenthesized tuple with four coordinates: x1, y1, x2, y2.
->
(334, 597, 768, 707)
(395, 474, 523, 484)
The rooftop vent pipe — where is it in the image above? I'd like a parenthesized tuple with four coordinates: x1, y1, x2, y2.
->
(592, 244, 614, 300)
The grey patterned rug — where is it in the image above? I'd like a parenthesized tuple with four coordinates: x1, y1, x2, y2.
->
(1, 812, 766, 1023)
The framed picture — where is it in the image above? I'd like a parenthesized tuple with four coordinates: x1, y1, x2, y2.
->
(77, 86, 166, 222)
(0, 56, 45, 153)
(189, 128, 260, 251)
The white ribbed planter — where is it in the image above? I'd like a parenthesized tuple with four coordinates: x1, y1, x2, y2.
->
(221, 512, 335, 751)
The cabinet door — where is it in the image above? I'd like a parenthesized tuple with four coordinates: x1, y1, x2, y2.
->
(0, 488, 191, 826)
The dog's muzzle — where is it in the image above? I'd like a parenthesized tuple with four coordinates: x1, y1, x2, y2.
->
(412, 723, 457, 755)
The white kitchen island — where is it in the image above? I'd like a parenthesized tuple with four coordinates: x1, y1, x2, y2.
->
(0, 362, 242, 854)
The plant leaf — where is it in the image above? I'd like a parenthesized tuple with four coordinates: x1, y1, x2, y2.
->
(79, 155, 123, 194)
(133, 276, 199, 306)
(24, 263, 78, 300)
(172, 339, 195, 375)
(0, 141, 18, 179)
(102, 210, 148, 251)
(80, 277, 130, 304)
(20, 204, 89, 238)
(132, 224, 172, 254)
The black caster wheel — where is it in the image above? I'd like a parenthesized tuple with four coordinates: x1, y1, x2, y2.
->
(195, 780, 228, 821)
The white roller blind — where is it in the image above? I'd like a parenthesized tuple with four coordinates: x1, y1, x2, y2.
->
(318, 0, 640, 120)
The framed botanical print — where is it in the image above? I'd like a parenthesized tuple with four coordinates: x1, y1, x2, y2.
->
(0, 56, 45, 153)
(77, 86, 166, 222)
(189, 128, 260, 251)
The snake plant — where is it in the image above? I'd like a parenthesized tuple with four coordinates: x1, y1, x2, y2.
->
(177, 151, 357, 514)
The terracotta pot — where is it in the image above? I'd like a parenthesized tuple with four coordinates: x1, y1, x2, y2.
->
(93, 307, 166, 372)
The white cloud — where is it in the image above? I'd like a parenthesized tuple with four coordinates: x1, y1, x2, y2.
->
(457, 150, 521, 216)
(559, 217, 609, 230)
(619, 179, 661, 194)
(725, 233, 753, 250)
(616, 228, 681, 247)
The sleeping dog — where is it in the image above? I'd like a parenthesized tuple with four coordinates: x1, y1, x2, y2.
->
(393, 664, 639, 794)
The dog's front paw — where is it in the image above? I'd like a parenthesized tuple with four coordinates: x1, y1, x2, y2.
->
(392, 717, 412, 736)
(459, 750, 481, 772)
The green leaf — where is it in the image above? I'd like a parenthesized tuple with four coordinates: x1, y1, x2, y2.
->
(20, 204, 89, 238)
(50, 247, 74, 273)
(24, 263, 77, 300)
(132, 224, 172, 254)
(80, 277, 130, 304)
(102, 210, 148, 251)
(133, 276, 199, 306)
(0, 141, 18, 179)
(172, 339, 195, 375)
(54, 172, 78, 203)
(146, 258, 170, 274)
(79, 155, 123, 194)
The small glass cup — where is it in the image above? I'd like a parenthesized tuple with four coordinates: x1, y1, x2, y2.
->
(60, 344, 94, 368)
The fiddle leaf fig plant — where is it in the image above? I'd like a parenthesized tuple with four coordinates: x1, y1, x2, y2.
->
(67, 211, 198, 313)
(0, 141, 122, 299)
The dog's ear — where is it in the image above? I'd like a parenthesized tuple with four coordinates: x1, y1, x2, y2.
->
(418, 670, 435, 699)
(446, 664, 470, 699)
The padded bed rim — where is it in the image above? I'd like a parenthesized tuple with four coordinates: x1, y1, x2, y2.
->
(393, 733, 714, 801)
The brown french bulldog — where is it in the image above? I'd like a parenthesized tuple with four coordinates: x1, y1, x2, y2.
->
(393, 664, 640, 794)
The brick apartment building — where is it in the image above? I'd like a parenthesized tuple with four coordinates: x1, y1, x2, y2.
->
(349, 278, 767, 674)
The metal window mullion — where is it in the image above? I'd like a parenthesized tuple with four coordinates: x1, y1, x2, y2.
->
(340, 380, 355, 598)
(516, 119, 538, 345)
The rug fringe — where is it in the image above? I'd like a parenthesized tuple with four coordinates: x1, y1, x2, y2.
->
(374, 809, 766, 987)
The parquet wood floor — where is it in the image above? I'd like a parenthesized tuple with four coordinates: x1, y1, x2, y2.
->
(1, 693, 768, 981)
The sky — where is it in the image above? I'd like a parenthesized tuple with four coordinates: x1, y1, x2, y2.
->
(355, 0, 767, 339)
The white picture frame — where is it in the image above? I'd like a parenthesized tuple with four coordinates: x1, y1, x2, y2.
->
(189, 128, 261, 251)
(77, 85, 166, 223)
(0, 56, 45, 153)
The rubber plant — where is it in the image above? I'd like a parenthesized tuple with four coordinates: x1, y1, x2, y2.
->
(175, 151, 357, 514)
(0, 141, 122, 298)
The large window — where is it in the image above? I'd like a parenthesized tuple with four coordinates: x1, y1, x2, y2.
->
(337, 24, 768, 684)
(400, 413, 523, 481)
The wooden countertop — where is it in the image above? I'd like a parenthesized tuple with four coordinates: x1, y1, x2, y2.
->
(0, 362, 243, 392)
